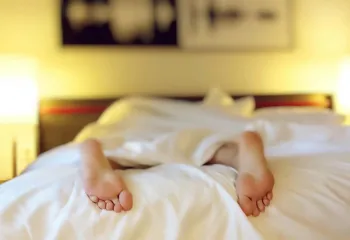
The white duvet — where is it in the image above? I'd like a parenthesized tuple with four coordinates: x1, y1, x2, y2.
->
(1, 97, 350, 240)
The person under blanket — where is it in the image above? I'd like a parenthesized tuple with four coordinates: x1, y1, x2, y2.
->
(80, 131, 274, 217)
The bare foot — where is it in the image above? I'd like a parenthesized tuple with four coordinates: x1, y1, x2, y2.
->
(209, 131, 275, 217)
(235, 170, 274, 217)
(80, 139, 133, 212)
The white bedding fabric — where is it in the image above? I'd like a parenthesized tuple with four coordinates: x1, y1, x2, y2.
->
(202, 87, 255, 117)
(254, 107, 345, 125)
(1, 97, 350, 240)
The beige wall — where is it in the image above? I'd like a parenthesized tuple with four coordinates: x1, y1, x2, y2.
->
(1, 0, 350, 99)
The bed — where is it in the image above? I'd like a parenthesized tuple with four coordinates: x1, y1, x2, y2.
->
(1, 91, 350, 240)
(38, 93, 333, 153)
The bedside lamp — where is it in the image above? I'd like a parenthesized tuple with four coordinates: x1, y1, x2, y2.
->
(0, 56, 38, 181)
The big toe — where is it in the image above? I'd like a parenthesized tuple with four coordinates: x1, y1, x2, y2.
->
(119, 190, 133, 211)
(252, 207, 260, 217)
(238, 196, 254, 216)
(267, 192, 273, 200)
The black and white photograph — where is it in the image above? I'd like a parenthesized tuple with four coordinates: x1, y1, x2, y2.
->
(177, 0, 292, 50)
(61, 0, 292, 50)
(61, 0, 178, 46)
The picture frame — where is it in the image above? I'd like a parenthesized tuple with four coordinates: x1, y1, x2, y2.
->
(61, 0, 293, 51)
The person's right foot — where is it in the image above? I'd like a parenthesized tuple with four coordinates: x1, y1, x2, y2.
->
(235, 170, 274, 217)
(81, 139, 133, 213)
(210, 131, 275, 217)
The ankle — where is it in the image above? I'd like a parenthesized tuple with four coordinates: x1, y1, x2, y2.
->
(210, 143, 239, 168)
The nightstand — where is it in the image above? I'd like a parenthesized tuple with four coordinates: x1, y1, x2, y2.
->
(0, 123, 38, 182)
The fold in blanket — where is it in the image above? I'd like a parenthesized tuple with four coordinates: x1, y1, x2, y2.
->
(28, 97, 350, 171)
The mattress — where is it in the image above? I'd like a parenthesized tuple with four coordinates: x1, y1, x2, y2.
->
(0, 97, 349, 240)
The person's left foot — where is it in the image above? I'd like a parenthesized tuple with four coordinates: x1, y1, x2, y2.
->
(80, 139, 133, 213)
(84, 168, 133, 213)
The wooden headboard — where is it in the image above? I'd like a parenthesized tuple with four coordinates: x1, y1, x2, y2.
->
(39, 94, 333, 154)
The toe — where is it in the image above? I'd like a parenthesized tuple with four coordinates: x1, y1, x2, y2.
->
(114, 205, 123, 213)
(252, 207, 260, 217)
(97, 200, 106, 209)
(257, 200, 265, 212)
(267, 192, 273, 200)
(238, 196, 254, 216)
(113, 199, 123, 213)
(89, 195, 99, 203)
(119, 190, 133, 211)
(263, 196, 270, 206)
(105, 200, 114, 211)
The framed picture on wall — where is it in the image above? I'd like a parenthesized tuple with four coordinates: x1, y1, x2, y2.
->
(61, 0, 178, 46)
(60, 0, 293, 50)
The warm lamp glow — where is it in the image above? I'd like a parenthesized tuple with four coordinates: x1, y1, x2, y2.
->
(337, 58, 350, 115)
(0, 56, 38, 123)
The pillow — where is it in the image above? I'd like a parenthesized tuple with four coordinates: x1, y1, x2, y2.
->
(203, 88, 255, 117)
(254, 107, 345, 125)
(231, 97, 256, 117)
(203, 87, 235, 107)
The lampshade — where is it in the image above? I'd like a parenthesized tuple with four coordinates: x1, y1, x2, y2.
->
(0, 56, 38, 124)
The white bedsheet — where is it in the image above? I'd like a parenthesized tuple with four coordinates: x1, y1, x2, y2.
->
(1, 97, 350, 240)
